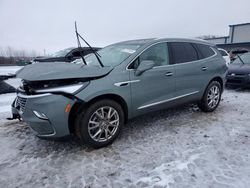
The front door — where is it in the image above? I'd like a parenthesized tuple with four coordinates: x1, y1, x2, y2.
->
(128, 42, 176, 117)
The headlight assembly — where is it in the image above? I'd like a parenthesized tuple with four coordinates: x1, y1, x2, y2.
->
(34, 82, 89, 94)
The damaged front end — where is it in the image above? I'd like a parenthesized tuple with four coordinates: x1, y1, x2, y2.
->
(11, 78, 90, 139)
(11, 62, 113, 139)
(12, 78, 89, 116)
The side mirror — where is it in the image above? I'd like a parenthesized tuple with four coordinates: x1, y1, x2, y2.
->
(135, 60, 155, 76)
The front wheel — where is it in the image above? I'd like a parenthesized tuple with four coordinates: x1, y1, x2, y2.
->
(75, 99, 124, 148)
(198, 81, 222, 112)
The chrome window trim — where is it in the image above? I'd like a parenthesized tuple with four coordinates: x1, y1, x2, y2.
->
(126, 42, 217, 70)
(168, 44, 217, 65)
(159, 48, 217, 68)
(138, 91, 199, 109)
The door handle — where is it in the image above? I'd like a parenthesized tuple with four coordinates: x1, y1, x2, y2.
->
(202, 67, 208, 71)
(165, 72, 173, 76)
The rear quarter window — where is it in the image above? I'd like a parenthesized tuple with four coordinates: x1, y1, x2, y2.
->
(219, 50, 227, 56)
(195, 43, 215, 58)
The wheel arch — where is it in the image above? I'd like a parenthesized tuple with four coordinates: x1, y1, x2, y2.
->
(68, 94, 128, 134)
(199, 76, 224, 101)
(198, 76, 224, 112)
(209, 76, 224, 92)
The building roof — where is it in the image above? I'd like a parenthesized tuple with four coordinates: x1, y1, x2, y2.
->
(229, 23, 250, 27)
(205, 36, 229, 40)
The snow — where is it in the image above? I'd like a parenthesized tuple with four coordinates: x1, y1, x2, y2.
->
(136, 152, 202, 187)
(0, 66, 22, 75)
(1, 66, 250, 187)
(0, 66, 22, 89)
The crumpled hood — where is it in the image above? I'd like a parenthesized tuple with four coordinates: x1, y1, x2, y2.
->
(228, 64, 250, 74)
(16, 62, 113, 81)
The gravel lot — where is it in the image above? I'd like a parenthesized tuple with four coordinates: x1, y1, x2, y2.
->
(0, 66, 250, 187)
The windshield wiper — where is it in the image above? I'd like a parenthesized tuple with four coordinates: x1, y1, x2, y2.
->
(75, 22, 104, 67)
(75, 22, 87, 65)
(236, 54, 245, 65)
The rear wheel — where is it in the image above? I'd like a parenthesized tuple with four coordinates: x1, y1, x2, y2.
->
(198, 81, 222, 112)
(75, 99, 124, 148)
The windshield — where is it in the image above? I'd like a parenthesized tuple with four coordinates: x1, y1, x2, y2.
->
(231, 52, 250, 64)
(73, 43, 141, 67)
(48, 48, 74, 57)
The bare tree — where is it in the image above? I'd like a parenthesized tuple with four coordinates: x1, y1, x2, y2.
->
(0, 46, 41, 65)
(5, 46, 14, 57)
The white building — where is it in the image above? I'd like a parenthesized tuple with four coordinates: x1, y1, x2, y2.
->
(205, 23, 250, 51)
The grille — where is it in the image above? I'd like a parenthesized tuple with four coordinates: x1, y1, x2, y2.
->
(228, 73, 245, 77)
(227, 79, 242, 84)
(16, 96, 27, 113)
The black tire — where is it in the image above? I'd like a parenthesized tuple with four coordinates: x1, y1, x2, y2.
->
(198, 81, 222, 112)
(75, 99, 124, 148)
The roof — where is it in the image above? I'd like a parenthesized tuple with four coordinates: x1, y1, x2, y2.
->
(116, 38, 156, 45)
(116, 38, 215, 46)
(156, 38, 216, 45)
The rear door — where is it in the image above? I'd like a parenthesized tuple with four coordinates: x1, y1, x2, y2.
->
(129, 42, 176, 116)
(168, 42, 203, 98)
(195, 43, 219, 86)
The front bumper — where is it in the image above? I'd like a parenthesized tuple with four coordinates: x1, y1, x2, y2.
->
(12, 93, 75, 139)
(226, 75, 250, 87)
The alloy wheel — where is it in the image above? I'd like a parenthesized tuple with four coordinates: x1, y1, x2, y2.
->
(87, 106, 119, 142)
(207, 85, 220, 109)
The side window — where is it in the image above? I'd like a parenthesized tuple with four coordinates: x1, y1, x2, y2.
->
(195, 43, 215, 58)
(139, 43, 169, 67)
(170, 42, 199, 64)
(130, 58, 140, 69)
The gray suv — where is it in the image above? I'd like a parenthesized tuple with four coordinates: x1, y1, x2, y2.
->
(12, 38, 227, 148)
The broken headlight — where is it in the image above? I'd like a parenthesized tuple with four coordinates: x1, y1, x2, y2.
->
(20, 79, 89, 95)
(35, 82, 89, 94)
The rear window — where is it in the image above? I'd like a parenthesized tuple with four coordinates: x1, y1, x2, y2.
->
(169, 42, 199, 64)
(219, 49, 227, 56)
(195, 44, 215, 58)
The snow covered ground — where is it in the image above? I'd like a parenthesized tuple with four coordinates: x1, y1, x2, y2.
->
(0, 66, 21, 75)
(1, 66, 250, 188)
(0, 66, 22, 91)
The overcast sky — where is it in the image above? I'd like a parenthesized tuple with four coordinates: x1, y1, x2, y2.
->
(1, 0, 250, 54)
